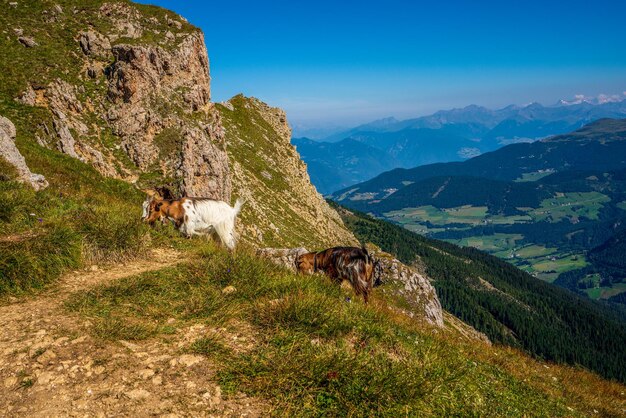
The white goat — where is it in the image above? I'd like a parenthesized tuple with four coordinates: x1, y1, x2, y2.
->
(143, 195, 245, 250)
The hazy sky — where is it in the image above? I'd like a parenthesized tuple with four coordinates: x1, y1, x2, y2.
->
(135, 0, 626, 129)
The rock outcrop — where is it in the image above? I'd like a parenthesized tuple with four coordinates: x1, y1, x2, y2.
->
(6, 0, 353, 245)
(368, 247, 444, 327)
(78, 30, 111, 57)
(0, 116, 48, 190)
(104, 32, 230, 199)
(11, 3, 231, 201)
(257, 247, 309, 270)
(259, 245, 444, 327)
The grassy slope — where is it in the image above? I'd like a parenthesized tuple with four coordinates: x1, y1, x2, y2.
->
(0, 1, 350, 297)
(0, 139, 157, 296)
(66, 242, 626, 416)
(219, 95, 356, 249)
(0, 0, 199, 296)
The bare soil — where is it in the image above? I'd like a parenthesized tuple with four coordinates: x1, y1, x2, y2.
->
(0, 249, 266, 417)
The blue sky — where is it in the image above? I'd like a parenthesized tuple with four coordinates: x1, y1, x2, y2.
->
(136, 0, 626, 130)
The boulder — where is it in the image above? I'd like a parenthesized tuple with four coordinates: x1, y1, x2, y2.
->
(78, 30, 111, 57)
(0, 116, 48, 190)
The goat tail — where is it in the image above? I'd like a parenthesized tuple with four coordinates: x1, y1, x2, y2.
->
(233, 197, 245, 216)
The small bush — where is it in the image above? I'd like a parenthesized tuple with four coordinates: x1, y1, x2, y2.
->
(0, 157, 18, 183)
(191, 334, 230, 357)
(0, 180, 36, 225)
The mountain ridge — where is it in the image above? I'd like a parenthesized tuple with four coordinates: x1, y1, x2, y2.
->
(332, 118, 626, 301)
(299, 100, 626, 193)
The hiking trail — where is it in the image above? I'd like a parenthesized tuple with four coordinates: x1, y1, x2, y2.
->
(0, 248, 265, 417)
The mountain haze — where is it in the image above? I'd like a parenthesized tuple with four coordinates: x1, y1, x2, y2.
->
(297, 101, 626, 193)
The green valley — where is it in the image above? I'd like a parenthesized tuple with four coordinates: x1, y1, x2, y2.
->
(332, 120, 626, 300)
(383, 191, 612, 282)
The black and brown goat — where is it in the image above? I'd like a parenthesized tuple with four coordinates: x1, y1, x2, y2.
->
(296, 246, 380, 303)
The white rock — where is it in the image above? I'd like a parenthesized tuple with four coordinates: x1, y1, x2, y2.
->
(177, 354, 204, 367)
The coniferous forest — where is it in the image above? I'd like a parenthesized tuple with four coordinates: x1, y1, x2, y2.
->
(333, 203, 626, 383)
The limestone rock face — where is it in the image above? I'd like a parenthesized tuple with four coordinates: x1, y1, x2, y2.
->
(367, 246, 444, 327)
(180, 125, 231, 199)
(15, 5, 231, 202)
(103, 32, 230, 200)
(78, 30, 111, 57)
(0, 116, 48, 190)
(257, 247, 309, 270)
(107, 33, 210, 108)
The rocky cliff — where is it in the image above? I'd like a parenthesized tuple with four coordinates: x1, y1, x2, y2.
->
(2, 0, 229, 200)
(1, 0, 357, 248)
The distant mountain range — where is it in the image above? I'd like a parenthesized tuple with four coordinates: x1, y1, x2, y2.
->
(331, 118, 626, 303)
(293, 98, 626, 193)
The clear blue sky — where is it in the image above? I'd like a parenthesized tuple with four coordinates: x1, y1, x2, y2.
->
(135, 0, 626, 129)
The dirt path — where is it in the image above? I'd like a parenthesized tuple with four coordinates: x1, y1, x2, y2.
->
(0, 249, 265, 417)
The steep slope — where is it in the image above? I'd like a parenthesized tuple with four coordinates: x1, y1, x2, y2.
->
(334, 203, 626, 383)
(218, 95, 357, 248)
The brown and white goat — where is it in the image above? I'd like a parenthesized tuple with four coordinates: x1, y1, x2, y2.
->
(296, 246, 380, 303)
(142, 193, 244, 250)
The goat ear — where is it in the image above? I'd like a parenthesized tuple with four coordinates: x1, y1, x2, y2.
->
(155, 186, 175, 200)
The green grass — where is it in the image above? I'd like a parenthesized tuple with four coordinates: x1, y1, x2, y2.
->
(0, 224, 81, 295)
(384, 200, 596, 284)
(527, 192, 610, 223)
(532, 254, 587, 274)
(453, 233, 524, 252)
(66, 245, 600, 416)
(515, 245, 557, 259)
(0, 147, 153, 298)
(585, 282, 626, 300)
(385, 205, 531, 235)
(385, 205, 488, 227)
(514, 171, 554, 182)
